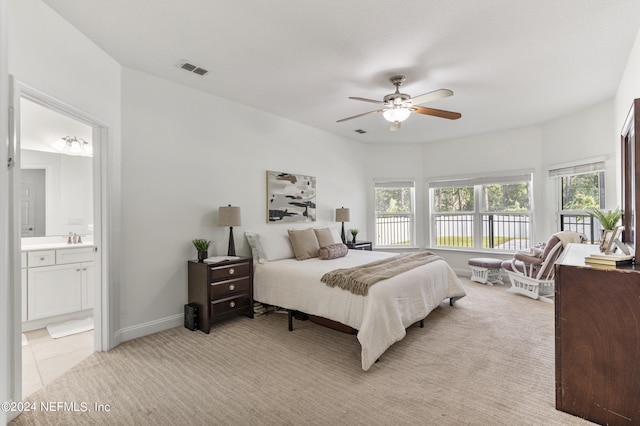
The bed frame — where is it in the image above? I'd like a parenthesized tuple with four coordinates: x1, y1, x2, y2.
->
(286, 296, 462, 332)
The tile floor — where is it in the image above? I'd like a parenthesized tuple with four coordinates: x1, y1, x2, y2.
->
(21, 328, 94, 398)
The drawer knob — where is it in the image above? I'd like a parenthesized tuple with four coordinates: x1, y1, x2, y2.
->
(40, 257, 45, 261)
(229, 301, 236, 308)
(228, 268, 235, 275)
(229, 284, 235, 291)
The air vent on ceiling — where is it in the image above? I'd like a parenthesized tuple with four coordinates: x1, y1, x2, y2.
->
(354, 129, 367, 134)
(179, 60, 209, 76)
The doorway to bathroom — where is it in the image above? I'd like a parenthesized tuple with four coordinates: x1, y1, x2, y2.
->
(13, 83, 108, 400)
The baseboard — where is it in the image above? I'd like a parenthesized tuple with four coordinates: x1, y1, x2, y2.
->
(117, 313, 183, 344)
(454, 267, 472, 277)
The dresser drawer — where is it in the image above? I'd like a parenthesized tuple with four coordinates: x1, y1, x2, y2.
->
(208, 262, 251, 282)
(28, 250, 56, 267)
(210, 277, 251, 299)
(211, 294, 250, 317)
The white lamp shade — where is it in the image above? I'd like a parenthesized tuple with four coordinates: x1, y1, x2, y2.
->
(218, 205, 241, 227)
(382, 107, 411, 123)
(336, 207, 350, 222)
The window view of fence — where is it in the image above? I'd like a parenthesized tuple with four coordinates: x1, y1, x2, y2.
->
(557, 170, 605, 244)
(431, 179, 532, 250)
(375, 181, 414, 246)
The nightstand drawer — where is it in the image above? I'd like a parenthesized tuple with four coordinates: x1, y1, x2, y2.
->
(208, 262, 251, 282)
(210, 277, 251, 299)
(211, 294, 250, 317)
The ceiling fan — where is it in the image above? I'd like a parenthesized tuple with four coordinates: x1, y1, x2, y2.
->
(336, 75, 461, 131)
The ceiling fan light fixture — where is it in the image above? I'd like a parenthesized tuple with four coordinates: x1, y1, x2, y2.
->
(382, 107, 411, 123)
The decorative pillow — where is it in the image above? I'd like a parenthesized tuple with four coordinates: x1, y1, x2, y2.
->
(318, 243, 349, 260)
(245, 232, 266, 263)
(314, 227, 338, 247)
(256, 232, 295, 262)
(288, 228, 320, 260)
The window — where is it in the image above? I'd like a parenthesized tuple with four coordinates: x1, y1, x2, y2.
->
(430, 173, 533, 250)
(550, 161, 605, 243)
(374, 180, 415, 247)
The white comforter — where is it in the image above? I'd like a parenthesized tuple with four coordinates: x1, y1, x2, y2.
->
(253, 250, 466, 370)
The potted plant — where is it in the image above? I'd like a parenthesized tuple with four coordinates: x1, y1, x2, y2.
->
(350, 229, 359, 244)
(587, 207, 622, 230)
(192, 239, 211, 262)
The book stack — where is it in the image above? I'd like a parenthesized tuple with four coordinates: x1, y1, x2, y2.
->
(253, 302, 267, 317)
(584, 253, 634, 267)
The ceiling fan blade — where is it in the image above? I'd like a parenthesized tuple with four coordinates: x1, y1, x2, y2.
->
(389, 121, 401, 132)
(412, 105, 461, 120)
(348, 97, 385, 105)
(336, 109, 384, 123)
(408, 89, 453, 106)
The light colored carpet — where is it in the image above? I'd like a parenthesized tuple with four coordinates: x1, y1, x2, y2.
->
(11, 278, 594, 425)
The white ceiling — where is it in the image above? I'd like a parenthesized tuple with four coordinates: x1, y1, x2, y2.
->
(21, 98, 93, 153)
(40, 0, 640, 144)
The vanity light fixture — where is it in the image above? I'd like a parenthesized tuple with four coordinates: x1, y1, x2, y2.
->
(53, 136, 93, 157)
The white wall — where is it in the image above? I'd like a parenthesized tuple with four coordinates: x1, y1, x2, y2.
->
(8, 0, 122, 343)
(119, 68, 367, 332)
(364, 106, 622, 274)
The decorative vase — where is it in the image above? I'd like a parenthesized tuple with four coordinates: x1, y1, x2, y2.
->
(351, 235, 357, 244)
(197, 250, 208, 262)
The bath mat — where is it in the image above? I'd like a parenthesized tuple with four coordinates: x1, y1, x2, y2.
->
(46, 317, 94, 339)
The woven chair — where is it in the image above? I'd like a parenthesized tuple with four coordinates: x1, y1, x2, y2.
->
(501, 231, 585, 301)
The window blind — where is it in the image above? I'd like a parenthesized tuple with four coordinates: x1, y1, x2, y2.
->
(429, 172, 532, 189)
(374, 180, 415, 188)
(548, 161, 605, 178)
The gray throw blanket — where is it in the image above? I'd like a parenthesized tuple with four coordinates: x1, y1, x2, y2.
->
(321, 252, 443, 296)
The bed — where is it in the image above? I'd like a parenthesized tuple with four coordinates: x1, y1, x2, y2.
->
(247, 228, 467, 371)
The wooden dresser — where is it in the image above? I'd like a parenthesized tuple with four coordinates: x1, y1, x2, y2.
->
(187, 257, 253, 333)
(555, 243, 640, 425)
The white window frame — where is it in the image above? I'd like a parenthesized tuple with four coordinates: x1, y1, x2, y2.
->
(428, 171, 534, 251)
(373, 179, 416, 248)
(549, 159, 606, 243)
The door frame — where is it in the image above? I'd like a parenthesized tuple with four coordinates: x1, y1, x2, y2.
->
(9, 80, 111, 402)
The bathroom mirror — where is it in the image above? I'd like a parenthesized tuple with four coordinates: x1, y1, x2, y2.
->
(20, 98, 93, 238)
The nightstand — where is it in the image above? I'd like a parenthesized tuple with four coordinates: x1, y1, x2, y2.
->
(346, 241, 372, 251)
(187, 257, 253, 333)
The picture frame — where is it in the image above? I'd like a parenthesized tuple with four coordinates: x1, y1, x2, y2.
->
(600, 229, 616, 253)
(604, 226, 624, 255)
(266, 170, 316, 223)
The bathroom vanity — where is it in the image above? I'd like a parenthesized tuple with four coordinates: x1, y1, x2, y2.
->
(21, 238, 94, 330)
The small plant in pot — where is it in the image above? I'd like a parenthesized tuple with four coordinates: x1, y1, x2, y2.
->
(350, 229, 359, 244)
(587, 207, 622, 231)
(192, 239, 211, 262)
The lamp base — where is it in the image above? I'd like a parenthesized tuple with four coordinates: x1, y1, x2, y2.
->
(341, 222, 346, 244)
(228, 227, 236, 257)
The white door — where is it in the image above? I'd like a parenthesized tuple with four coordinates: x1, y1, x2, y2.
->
(20, 169, 45, 237)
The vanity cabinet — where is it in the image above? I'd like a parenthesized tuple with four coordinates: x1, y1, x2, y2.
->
(24, 246, 94, 321)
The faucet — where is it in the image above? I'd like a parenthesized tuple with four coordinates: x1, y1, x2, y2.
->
(68, 232, 73, 244)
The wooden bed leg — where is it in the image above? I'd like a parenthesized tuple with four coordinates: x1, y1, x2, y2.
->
(449, 296, 461, 306)
(288, 310, 293, 331)
(419, 319, 424, 328)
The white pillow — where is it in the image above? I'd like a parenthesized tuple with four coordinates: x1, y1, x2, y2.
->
(329, 227, 342, 244)
(256, 231, 295, 262)
(245, 232, 266, 263)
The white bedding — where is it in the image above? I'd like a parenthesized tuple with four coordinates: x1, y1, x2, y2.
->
(253, 250, 466, 370)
